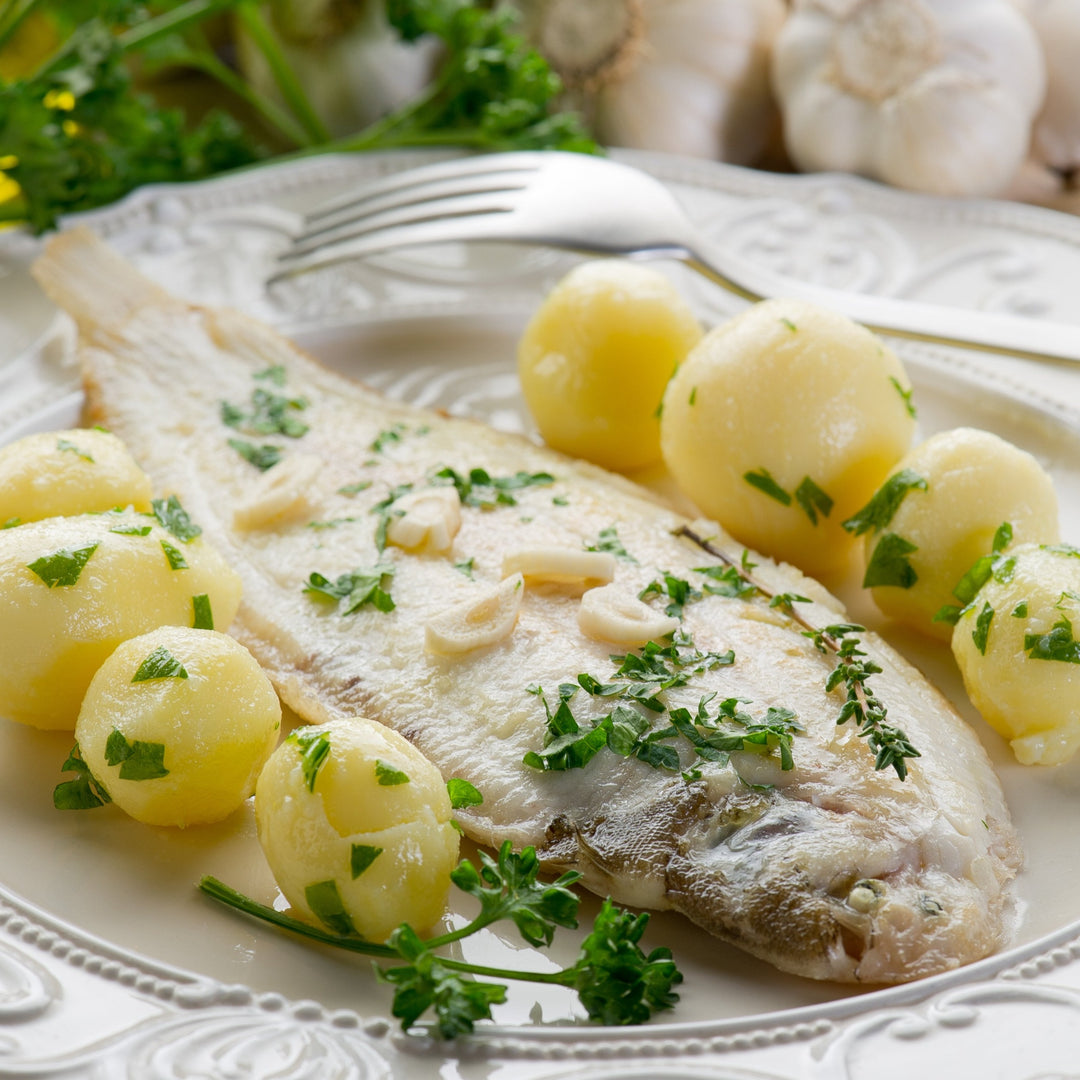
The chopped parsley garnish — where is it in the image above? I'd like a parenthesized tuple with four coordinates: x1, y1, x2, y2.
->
(27, 543, 98, 588)
(338, 480, 373, 496)
(304, 563, 396, 614)
(132, 646, 189, 683)
(350, 845, 383, 879)
(1025, 616, 1080, 664)
(843, 469, 928, 537)
(780, 317, 797, 332)
(305, 880, 356, 935)
(1012, 602, 1029, 618)
(200, 838, 681, 1039)
(453, 557, 476, 579)
(794, 477, 834, 526)
(934, 522, 1015, 625)
(890, 376, 917, 418)
(222, 380, 309, 439)
(229, 439, 283, 471)
(688, 387, 697, 406)
(743, 468, 791, 506)
(863, 532, 918, 589)
(289, 729, 331, 793)
(695, 564, 760, 600)
(254, 364, 287, 387)
(150, 495, 202, 542)
(431, 466, 555, 509)
(53, 742, 111, 810)
(2, 517, 20, 529)
(372, 483, 415, 552)
(638, 572, 701, 618)
(109, 523, 152, 536)
(105, 729, 169, 780)
(307, 517, 359, 530)
(552, 495, 569, 506)
(192, 594, 214, 630)
(585, 526, 636, 563)
(447, 778, 483, 809)
(56, 438, 93, 461)
(973, 602, 994, 655)
(1042, 543, 1080, 559)
(375, 760, 410, 786)
(371, 423, 408, 453)
(161, 540, 188, 570)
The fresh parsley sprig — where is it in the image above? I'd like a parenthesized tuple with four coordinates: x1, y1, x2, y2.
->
(199, 840, 681, 1038)
(675, 525, 920, 780)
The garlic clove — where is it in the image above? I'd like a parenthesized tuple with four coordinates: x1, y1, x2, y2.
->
(501, 547, 616, 586)
(386, 488, 461, 552)
(425, 573, 525, 655)
(578, 583, 680, 645)
(233, 453, 322, 530)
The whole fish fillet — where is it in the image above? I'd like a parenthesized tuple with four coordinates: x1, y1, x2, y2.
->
(32, 229, 1021, 984)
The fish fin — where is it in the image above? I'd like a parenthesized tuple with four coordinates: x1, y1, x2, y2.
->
(31, 227, 179, 340)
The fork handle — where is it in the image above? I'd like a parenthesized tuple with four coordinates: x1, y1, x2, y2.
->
(684, 242, 1080, 367)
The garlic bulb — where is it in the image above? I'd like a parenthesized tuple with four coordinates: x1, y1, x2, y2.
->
(772, 0, 1047, 197)
(1024, 0, 1080, 170)
(236, 0, 439, 137)
(511, 0, 787, 164)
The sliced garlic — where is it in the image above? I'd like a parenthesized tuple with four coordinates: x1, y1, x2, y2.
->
(578, 583, 679, 645)
(233, 453, 322, 530)
(386, 487, 461, 552)
(501, 547, 615, 586)
(425, 573, 525, 656)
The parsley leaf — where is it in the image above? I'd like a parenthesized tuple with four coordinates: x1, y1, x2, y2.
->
(431, 466, 554, 510)
(53, 742, 112, 810)
(376, 760, 410, 786)
(743, 468, 791, 506)
(695, 564, 760, 600)
(150, 495, 202, 542)
(447, 778, 483, 809)
(972, 602, 994, 655)
(56, 438, 93, 461)
(1025, 616, 1080, 664)
(638, 572, 702, 618)
(104, 728, 169, 780)
(221, 384, 309, 439)
(842, 469, 928, 536)
(131, 645, 188, 683)
(351, 845, 384, 879)
(794, 476, 834, 526)
(228, 439, 282, 471)
(863, 532, 919, 589)
(191, 593, 214, 630)
(289, 729, 331, 793)
(26, 543, 98, 587)
(305, 879, 356, 935)
(304, 563, 396, 614)
(585, 525, 636, 562)
(889, 376, 917, 418)
(160, 539, 188, 570)
(453, 557, 475, 579)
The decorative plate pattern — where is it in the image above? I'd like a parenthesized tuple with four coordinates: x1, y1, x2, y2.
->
(2, 149, 1080, 1077)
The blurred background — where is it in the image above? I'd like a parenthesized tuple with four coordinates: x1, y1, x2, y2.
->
(1, 0, 1078, 232)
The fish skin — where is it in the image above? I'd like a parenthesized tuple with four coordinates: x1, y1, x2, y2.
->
(31, 229, 1021, 984)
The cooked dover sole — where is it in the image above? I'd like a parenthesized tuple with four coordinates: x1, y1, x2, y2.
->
(31, 229, 1021, 984)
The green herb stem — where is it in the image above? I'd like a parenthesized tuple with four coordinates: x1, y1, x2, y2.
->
(0, 0, 40, 52)
(233, 0, 331, 147)
(116, 0, 233, 54)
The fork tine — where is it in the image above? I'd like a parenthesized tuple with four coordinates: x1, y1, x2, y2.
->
(269, 213, 522, 284)
(302, 152, 543, 226)
(286, 191, 519, 260)
(294, 169, 533, 249)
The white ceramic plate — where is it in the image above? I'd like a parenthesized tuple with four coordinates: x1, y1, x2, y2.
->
(4, 151, 1080, 1078)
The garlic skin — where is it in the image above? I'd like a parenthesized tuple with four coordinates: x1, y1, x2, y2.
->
(772, 0, 1046, 197)
(513, 0, 787, 164)
(1024, 0, 1080, 170)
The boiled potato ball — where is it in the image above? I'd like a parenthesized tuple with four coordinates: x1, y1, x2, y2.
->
(0, 428, 152, 525)
(518, 259, 702, 471)
(857, 428, 1059, 638)
(660, 299, 916, 578)
(952, 543, 1080, 766)
(0, 510, 241, 729)
(255, 718, 459, 941)
(75, 626, 281, 826)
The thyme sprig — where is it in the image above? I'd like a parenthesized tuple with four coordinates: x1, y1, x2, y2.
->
(200, 841, 680, 1038)
(675, 525, 920, 780)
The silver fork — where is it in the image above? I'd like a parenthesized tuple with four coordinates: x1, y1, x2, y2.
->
(273, 151, 1080, 365)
